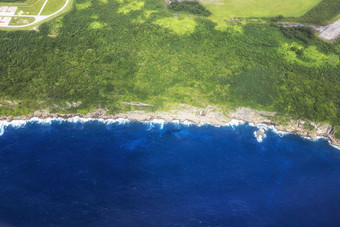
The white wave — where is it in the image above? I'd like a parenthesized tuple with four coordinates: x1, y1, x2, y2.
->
(198, 122, 221, 127)
(150, 119, 165, 129)
(226, 119, 245, 127)
(0, 117, 339, 149)
(253, 128, 267, 143)
(254, 131, 263, 143)
(255, 123, 290, 138)
(0, 124, 4, 136)
(329, 141, 340, 150)
(253, 123, 340, 149)
(170, 120, 180, 125)
(114, 118, 130, 125)
(182, 120, 194, 126)
(142, 119, 165, 130)
(0, 119, 27, 136)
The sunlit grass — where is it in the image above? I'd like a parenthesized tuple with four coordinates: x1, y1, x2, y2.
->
(118, 1, 144, 14)
(201, 0, 322, 18)
(89, 21, 106, 29)
(279, 42, 339, 67)
(41, 0, 67, 15)
(76, 0, 91, 10)
(154, 16, 196, 35)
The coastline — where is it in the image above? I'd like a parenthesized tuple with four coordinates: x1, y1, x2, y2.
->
(0, 105, 339, 148)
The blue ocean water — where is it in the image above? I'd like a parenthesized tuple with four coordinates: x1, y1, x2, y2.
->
(0, 120, 340, 227)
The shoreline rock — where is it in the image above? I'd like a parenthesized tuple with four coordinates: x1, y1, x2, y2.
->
(0, 105, 339, 148)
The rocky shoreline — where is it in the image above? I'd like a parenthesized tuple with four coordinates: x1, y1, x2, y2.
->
(0, 105, 339, 148)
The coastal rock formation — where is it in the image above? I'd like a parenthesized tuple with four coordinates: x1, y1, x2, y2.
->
(0, 105, 339, 147)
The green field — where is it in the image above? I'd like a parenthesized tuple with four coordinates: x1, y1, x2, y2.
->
(41, 0, 67, 15)
(9, 16, 35, 25)
(201, 0, 322, 18)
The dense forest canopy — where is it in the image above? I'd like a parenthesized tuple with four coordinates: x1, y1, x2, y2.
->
(0, 0, 339, 134)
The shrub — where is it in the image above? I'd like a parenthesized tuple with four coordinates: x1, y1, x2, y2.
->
(168, 1, 211, 17)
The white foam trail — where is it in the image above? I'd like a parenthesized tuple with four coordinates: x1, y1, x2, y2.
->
(150, 119, 165, 129)
(253, 123, 340, 148)
(329, 141, 340, 150)
(0, 124, 4, 136)
(170, 120, 180, 125)
(0, 117, 339, 149)
(0, 120, 27, 136)
(256, 123, 290, 137)
(198, 122, 221, 127)
(182, 120, 194, 126)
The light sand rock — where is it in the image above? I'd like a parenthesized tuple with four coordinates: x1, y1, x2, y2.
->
(0, 105, 339, 147)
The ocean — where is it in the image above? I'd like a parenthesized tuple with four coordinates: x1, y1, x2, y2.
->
(0, 119, 340, 226)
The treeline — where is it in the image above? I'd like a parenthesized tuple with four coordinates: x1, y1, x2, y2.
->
(280, 27, 314, 44)
(168, 1, 211, 16)
(297, 0, 340, 24)
(0, 0, 339, 137)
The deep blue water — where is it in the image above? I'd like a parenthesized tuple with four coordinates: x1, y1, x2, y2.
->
(0, 120, 340, 227)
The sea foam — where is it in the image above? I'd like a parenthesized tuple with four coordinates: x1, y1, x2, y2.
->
(0, 117, 338, 149)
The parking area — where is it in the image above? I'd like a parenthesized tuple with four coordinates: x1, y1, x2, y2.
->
(0, 6, 17, 16)
(0, 16, 12, 26)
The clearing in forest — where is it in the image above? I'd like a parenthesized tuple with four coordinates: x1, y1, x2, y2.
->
(200, 0, 322, 18)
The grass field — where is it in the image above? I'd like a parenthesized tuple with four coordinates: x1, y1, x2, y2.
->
(201, 0, 322, 18)
(41, 0, 67, 15)
(9, 16, 34, 25)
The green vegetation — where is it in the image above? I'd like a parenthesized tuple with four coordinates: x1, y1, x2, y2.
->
(168, 1, 211, 17)
(0, 0, 339, 132)
(303, 122, 315, 131)
(335, 126, 340, 139)
(9, 16, 35, 25)
(200, 0, 321, 18)
(296, 0, 340, 24)
(41, 0, 68, 15)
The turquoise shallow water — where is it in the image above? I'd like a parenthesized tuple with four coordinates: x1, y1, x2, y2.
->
(0, 119, 340, 226)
